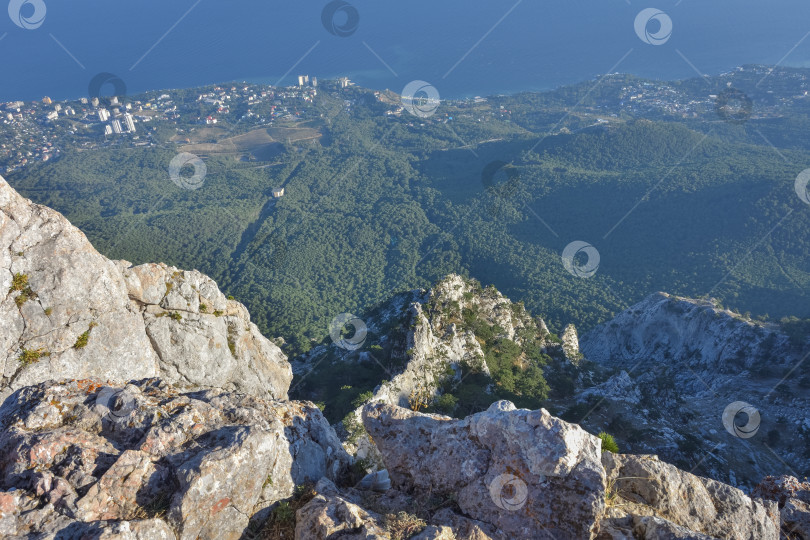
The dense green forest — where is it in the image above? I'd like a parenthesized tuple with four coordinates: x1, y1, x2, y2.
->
(9, 68, 810, 354)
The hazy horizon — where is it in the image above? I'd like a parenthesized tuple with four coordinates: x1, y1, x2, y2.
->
(3, 0, 810, 101)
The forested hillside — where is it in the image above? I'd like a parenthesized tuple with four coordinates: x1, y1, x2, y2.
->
(8, 68, 810, 354)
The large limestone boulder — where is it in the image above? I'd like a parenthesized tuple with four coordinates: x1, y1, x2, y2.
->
(362, 400, 607, 539)
(0, 378, 351, 538)
(0, 175, 291, 400)
(0, 176, 159, 400)
(602, 452, 779, 540)
(123, 262, 292, 399)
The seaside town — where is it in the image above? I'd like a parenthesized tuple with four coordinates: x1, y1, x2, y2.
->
(2, 65, 808, 175)
(0, 76, 330, 175)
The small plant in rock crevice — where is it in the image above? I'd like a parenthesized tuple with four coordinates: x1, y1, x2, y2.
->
(10, 272, 28, 292)
(10, 272, 36, 307)
(19, 347, 50, 366)
(73, 322, 98, 349)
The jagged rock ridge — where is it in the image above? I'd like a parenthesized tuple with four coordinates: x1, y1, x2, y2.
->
(579, 292, 810, 488)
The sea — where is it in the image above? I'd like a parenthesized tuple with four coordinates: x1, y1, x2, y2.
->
(2, 0, 810, 102)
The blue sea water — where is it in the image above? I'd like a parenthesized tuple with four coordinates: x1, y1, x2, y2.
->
(2, 0, 810, 101)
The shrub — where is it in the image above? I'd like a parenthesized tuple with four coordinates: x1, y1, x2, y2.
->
(598, 432, 620, 453)
(250, 484, 315, 538)
(433, 393, 458, 415)
(170, 312, 182, 321)
(342, 412, 367, 446)
(385, 512, 427, 540)
(351, 390, 374, 409)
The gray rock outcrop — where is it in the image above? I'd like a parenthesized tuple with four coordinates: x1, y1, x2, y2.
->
(0, 378, 351, 539)
(348, 400, 780, 540)
(1, 175, 291, 401)
(362, 400, 607, 539)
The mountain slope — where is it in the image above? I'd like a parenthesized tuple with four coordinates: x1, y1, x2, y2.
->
(292, 275, 810, 489)
(9, 72, 810, 356)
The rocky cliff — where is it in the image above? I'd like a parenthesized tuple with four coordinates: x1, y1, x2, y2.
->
(1, 175, 291, 401)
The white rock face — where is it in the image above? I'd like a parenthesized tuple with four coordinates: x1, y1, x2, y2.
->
(561, 323, 581, 364)
(370, 301, 488, 412)
(581, 292, 788, 371)
(1, 176, 160, 399)
(125, 263, 292, 399)
(369, 274, 554, 409)
(0, 175, 291, 400)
